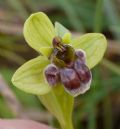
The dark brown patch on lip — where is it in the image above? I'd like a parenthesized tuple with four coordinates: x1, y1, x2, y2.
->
(74, 59, 91, 83)
(60, 68, 81, 90)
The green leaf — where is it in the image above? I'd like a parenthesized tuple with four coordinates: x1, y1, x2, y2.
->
(38, 85, 74, 129)
(70, 33, 107, 69)
(55, 22, 70, 37)
(12, 56, 51, 95)
(23, 12, 55, 52)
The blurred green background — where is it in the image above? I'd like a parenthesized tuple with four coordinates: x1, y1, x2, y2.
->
(0, 0, 120, 129)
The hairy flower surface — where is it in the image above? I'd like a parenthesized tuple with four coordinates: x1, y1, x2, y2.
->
(12, 12, 107, 97)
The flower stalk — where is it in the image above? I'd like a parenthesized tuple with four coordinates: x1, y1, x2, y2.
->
(61, 117, 73, 129)
(38, 85, 74, 129)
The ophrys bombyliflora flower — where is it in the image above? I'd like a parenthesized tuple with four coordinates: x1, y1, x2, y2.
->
(44, 36, 92, 96)
(12, 12, 107, 97)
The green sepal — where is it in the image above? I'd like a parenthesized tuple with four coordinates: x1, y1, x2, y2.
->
(23, 12, 55, 53)
(55, 22, 70, 38)
(12, 56, 51, 95)
(70, 33, 107, 69)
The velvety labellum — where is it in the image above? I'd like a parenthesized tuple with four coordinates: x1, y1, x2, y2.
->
(60, 68, 81, 89)
(75, 49, 86, 63)
(74, 59, 91, 83)
(60, 68, 82, 96)
(45, 37, 92, 96)
(44, 64, 60, 86)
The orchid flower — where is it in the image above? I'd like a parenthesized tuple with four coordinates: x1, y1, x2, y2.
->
(12, 12, 107, 97)
(11, 12, 107, 129)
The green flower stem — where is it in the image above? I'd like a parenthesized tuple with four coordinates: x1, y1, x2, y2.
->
(61, 117, 73, 129)
(38, 86, 74, 129)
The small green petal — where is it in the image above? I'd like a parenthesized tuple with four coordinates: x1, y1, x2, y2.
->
(12, 56, 51, 95)
(24, 12, 55, 52)
(39, 47, 53, 57)
(70, 33, 107, 69)
(62, 32, 71, 44)
(55, 22, 70, 38)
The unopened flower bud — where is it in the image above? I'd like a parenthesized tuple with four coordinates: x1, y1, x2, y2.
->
(44, 64, 59, 86)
